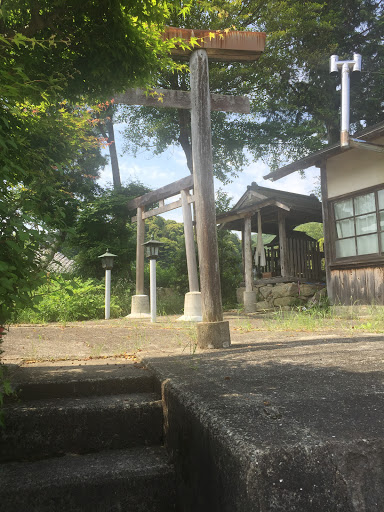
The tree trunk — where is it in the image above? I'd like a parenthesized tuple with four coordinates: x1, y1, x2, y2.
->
(326, 122, 340, 145)
(106, 119, 121, 189)
(177, 109, 193, 173)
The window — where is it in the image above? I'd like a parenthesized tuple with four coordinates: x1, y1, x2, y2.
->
(333, 188, 384, 260)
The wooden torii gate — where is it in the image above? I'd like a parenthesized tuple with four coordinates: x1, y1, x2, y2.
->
(118, 28, 266, 348)
(126, 175, 202, 321)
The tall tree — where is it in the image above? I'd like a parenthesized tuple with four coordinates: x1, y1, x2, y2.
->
(0, 0, 186, 98)
(246, 0, 384, 169)
(118, 0, 384, 178)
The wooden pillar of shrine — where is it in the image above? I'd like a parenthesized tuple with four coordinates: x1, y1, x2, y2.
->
(243, 215, 256, 313)
(278, 209, 289, 278)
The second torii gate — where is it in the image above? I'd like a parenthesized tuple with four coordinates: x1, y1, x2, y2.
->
(118, 28, 266, 348)
(127, 174, 202, 321)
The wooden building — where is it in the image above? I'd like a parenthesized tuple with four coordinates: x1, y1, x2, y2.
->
(264, 121, 384, 306)
(216, 183, 323, 311)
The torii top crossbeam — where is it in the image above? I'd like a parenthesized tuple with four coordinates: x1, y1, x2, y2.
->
(163, 27, 266, 62)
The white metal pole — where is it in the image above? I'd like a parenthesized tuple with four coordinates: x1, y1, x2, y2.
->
(341, 62, 350, 147)
(150, 258, 157, 323)
(105, 269, 111, 320)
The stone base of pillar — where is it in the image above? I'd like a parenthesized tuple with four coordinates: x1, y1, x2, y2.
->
(126, 294, 150, 318)
(197, 320, 231, 349)
(243, 290, 257, 314)
(177, 292, 202, 322)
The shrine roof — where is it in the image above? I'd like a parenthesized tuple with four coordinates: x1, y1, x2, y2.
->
(216, 183, 322, 234)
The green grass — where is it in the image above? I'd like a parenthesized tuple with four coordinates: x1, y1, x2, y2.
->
(232, 301, 384, 334)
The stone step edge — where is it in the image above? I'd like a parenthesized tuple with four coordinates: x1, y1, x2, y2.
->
(0, 446, 177, 512)
(4, 391, 162, 413)
(7, 374, 157, 402)
(1, 392, 165, 463)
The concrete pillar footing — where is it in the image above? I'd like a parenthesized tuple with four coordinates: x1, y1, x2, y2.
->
(243, 291, 257, 314)
(177, 292, 202, 322)
(197, 320, 231, 349)
(126, 294, 150, 318)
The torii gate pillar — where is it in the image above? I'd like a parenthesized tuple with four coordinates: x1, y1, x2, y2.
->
(128, 205, 150, 318)
(190, 49, 230, 348)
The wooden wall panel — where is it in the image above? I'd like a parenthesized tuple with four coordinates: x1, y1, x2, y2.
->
(329, 267, 384, 305)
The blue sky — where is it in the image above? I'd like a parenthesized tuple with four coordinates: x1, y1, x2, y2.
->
(98, 121, 320, 224)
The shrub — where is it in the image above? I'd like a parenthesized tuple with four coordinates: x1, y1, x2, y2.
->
(157, 290, 184, 315)
(14, 276, 121, 323)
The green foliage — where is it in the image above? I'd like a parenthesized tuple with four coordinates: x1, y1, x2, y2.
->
(218, 229, 243, 307)
(0, 96, 105, 326)
(215, 189, 243, 306)
(157, 291, 185, 315)
(14, 276, 121, 324)
(294, 222, 324, 241)
(0, 1, 191, 99)
(252, 233, 275, 246)
(0, 1, 198, 328)
(0, 0, 197, 431)
(247, 0, 384, 168)
(68, 183, 149, 281)
(145, 216, 189, 292)
(263, 299, 333, 331)
(110, 277, 136, 317)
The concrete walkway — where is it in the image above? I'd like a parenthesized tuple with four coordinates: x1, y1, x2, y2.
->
(2, 315, 384, 511)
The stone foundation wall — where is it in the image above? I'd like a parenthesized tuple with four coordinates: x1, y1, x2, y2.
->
(237, 282, 326, 311)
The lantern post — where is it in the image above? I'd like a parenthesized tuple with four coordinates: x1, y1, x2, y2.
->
(142, 238, 164, 323)
(98, 250, 116, 320)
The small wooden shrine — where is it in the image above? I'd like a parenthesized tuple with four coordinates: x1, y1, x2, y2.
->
(216, 183, 324, 310)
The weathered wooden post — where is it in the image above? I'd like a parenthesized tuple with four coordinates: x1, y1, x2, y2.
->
(128, 205, 150, 318)
(189, 48, 230, 347)
(278, 209, 289, 278)
(243, 215, 256, 313)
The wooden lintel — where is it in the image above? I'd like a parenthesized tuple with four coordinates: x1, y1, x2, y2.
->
(115, 88, 250, 114)
(274, 201, 291, 211)
(141, 199, 182, 220)
(216, 199, 291, 225)
(128, 175, 194, 210)
(218, 212, 250, 226)
(163, 27, 266, 63)
(132, 194, 195, 222)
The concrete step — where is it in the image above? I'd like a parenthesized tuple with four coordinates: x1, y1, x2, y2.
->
(1, 392, 164, 462)
(7, 362, 158, 401)
(0, 446, 177, 512)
